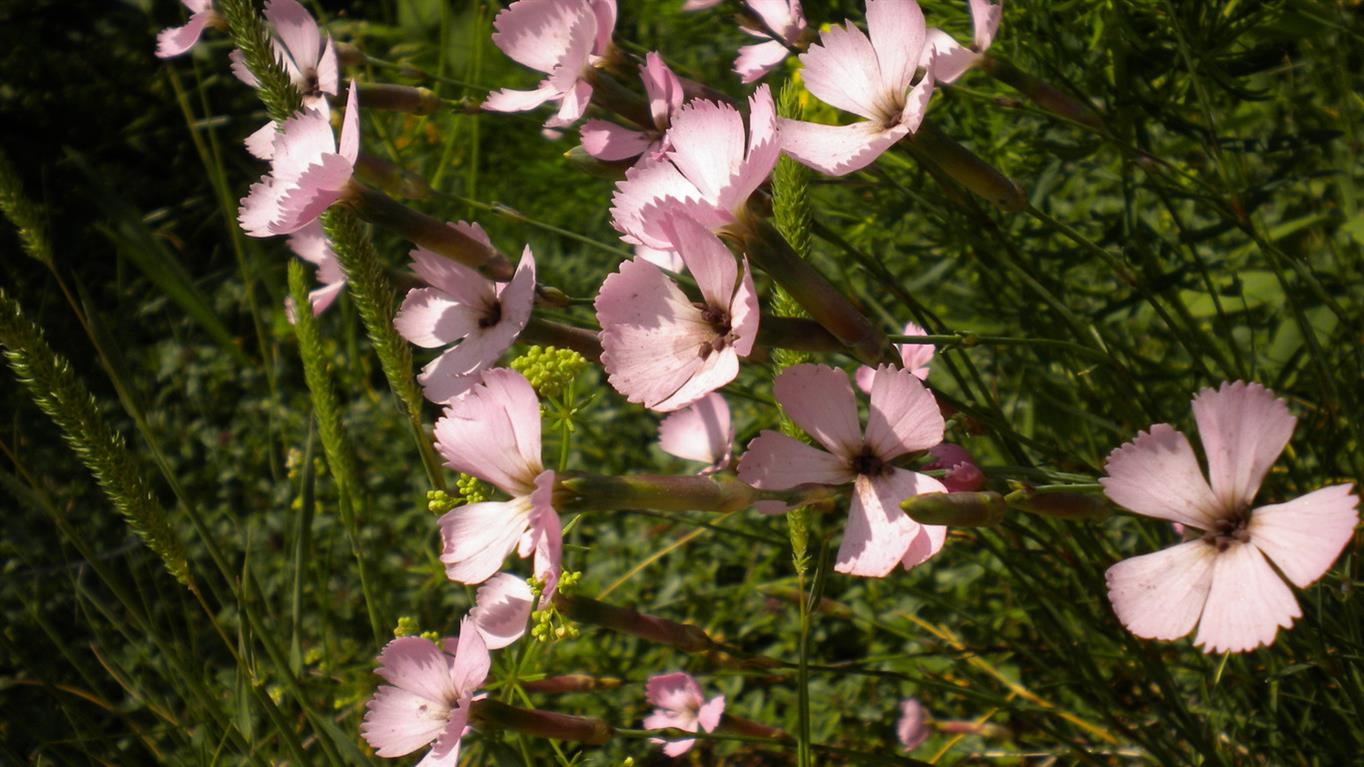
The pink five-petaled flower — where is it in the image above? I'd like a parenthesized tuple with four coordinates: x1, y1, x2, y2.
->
(433, 369, 562, 605)
(361, 621, 489, 767)
(580, 52, 683, 163)
(643, 672, 725, 758)
(394, 225, 536, 404)
(657, 393, 734, 474)
(230, 0, 340, 159)
(1101, 381, 1359, 654)
(739, 364, 948, 576)
(610, 85, 779, 257)
(239, 80, 359, 238)
(595, 214, 758, 412)
(780, 0, 936, 176)
(734, 1, 808, 84)
(896, 698, 929, 751)
(855, 321, 933, 392)
(156, 0, 219, 59)
(483, 0, 617, 128)
(283, 220, 346, 321)
(920, 0, 1001, 85)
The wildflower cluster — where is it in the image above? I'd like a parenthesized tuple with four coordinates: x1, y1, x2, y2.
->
(146, 0, 1360, 762)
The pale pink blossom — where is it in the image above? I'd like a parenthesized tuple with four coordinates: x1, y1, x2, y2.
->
(1102, 381, 1359, 653)
(855, 321, 933, 391)
(483, 0, 618, 128)
(739, 364, 947, 577)
(658, 393, 734, 474)
(360, 623, 489, 766)
(283, 220, 346, 322)
(643, 672, 725, 757)
(780, 0, 936, 176)
(896, 698, 929, 751)
(681, 0, 723, 9)
(230, 0, 340, 160)
(394, 226, 536, 404)
(920, 0, 1001, 85)
(156, 0, 219, 59)
(924, 443, 985, 492)
(734, 0, 808, 84)
(434, 370, 562, 604)
(580, 52, 683, 163)
(595, 214, 758, 412)
(610, 85, 779, 256)
(239, 80, 359, 238)
(470, 573, 535, 650)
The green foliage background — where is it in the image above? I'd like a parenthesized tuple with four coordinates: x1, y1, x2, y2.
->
(1, 0, 1362, 764)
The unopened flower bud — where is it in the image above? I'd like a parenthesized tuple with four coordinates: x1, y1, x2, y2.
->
(1007, 488, 1111, 521)
(357, 83, 443, 115)
(900, 491, 1006, 527)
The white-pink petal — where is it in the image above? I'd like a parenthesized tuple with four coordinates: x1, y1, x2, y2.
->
(738, 431, 855, 490)
(772, 364, 863, 460)
(1105, 540, 1216, 642)
(658, 393, 734, 472)
(1192, 380, 1296, 514)
(1193, 542, 1300, 653)
(835, 471, 921, 577)
(1249, 483, 1358, 588)
(778, 117, 908, 176)
(1100, 423, 1221, 530)
(470, 573, 534, 650)
(863, 364, 945, 461)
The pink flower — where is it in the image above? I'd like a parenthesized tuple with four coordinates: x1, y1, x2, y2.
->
(920, 0, 1001, 85)
(1102, 381, 1359, 653)
(924, 443, 985, 492)
(681, 0, 723, 9)
(283, 220, 347, 322)
(643, 672, 725, 757)
(156, 0, 219, 59)
(361, 624, 488, 766)
(483, 0, 618, 128)
(658, 393, 734, 474)
(780, 0, 936, 176)
(610, 85, 779, 256)
(734, 1, 808, 84)
(394, 225, 537, 404)
(896, 698, 929, 751)
(469, 573, 535, 650)
(855, 321, 933, 391)
(230, 0, 340, 160)
(434, 370, 562, 604)
(580, 52, 683, 163)
(595, 214, 759, 412)
(739, 364, 947, 577)
(239, 81, 360, 238)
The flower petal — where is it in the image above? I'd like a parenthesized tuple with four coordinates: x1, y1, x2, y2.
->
(469, 573, 534, 650)
(772, 364, 863, 460)
(1105, 540, 1216, 642)
(362, 685, 451, 757)
(395, 288, 485, 349)
(491, 0, 585, 74)
(414, 705, 468, 767)
(970, 0, 1002, 52)
(156, 11, 213, 58)
(658, 393, 733, 469)
(735, 39, 790, 84)
(1194, 542, 1300, 653)
(1100, 424, 1221, 529)
(696, 694, 725, 733)
(1249, 484, 1358, 588)
(738, 431, 854, 490)
(438, 498, 533, 584)
(1192, 380, 1296, 513)
(643, 51, 684, 127)
(372, 636, 458, 708)
(271, 153, 353, 234)
(920, 28, 978, 85)
(646, 672, 703, 713)
(338, 80, 360, 165)
(835, 472, 920, 577)
(435, 369, 543, 492)
(665, 98, 746, 203)
(798, 21, 884, 121)
(580, 120, 652, 161)
(244, 121, 277, 161)
(864, 364, 944, 461)
(668, 213, 737, 311)
(866, 0, 926, 95)
(265, 0, 323, 74)
(778, 118, 907, 176)
(450, 616, 491, 695)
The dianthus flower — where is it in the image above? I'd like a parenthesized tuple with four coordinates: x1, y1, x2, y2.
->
(156, 0, 220, 59)
(283, 220, 346, 320)
(896, 698, 929, 751)
(657, 393, 734, 474)
(239, 81, 359, 237)
(643, 672, 725, 757)
(1102, 381, 1358, 653)
(596, 213, 758, 412)
(855, 321, 932, 392)
(394, 224, 536, 404)
(433, 369, 562, 603)
(921, 0, 1001, 85)
(469, 573, 535, 650)
(483, 0, 618, 128)
(580, 52, 683, 163)
(780, 0, 936, 176)
(739, 364, 947, 576)
(361, 622, 488, 766)
(734, 0, 808, 84)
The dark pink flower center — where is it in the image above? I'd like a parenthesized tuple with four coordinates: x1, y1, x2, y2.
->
(851, 448, 889, 478)
(479, 300, 503, 329)
(697, 304, 733, 359)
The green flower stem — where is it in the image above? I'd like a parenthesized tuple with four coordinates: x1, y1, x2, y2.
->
(469, 699, 614, 744)
(900, 491, 1007, 527)
(356, 83, 443, 115)
(978, 54, 1104, 131)
(521, 316, 602, 362)
(354, 151, 434, 200)
(520, 674, 622, 694)
(346, 183, 515, 281)
(757, 316, 845, 354)
(557, 473, 757, 514)
(734, 213, 887, 365)
(903, 121, 1026, 212)
(554, 593, 719, 654)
